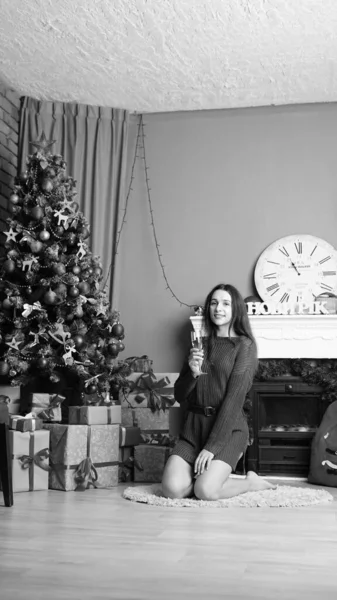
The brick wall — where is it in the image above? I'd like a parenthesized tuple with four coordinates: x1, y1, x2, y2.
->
(0, 82, 21, 245)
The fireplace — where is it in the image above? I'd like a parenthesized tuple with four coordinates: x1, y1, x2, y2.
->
(246, 314, 337, 477)
(245, 378, 328, 476)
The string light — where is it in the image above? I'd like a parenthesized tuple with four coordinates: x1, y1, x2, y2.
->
(109, 114, 194, 309)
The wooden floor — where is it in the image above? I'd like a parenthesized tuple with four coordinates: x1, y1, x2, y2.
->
(1, 480, 337, 600)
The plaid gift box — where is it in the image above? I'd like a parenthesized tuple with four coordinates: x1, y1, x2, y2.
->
(68, 405, 122, 425)
(9, 429, 50, 492)
(44, 423, 119, 491)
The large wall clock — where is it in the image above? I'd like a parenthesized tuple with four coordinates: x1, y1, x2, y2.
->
(254, 234, 337, 305)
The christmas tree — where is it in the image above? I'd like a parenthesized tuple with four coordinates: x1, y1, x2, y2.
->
(0, 133, 131, 402)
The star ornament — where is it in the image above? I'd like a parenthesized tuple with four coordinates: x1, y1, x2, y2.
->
(4, 227, 19, 243)
(6, 335, 21, 351)
(29, 132, 56, 154)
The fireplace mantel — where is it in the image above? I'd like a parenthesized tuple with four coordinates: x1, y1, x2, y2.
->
(249, 314, 337, 359)
(190, 314, 337, 359)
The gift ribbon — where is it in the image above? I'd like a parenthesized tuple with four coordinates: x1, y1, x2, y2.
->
(31, 394, 65, 420)
(130, 373, 174, 411)
(49, 426, 118, 491)
(15, 437, 50, 491)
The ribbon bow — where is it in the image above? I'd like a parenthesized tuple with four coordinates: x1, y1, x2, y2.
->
(32, 394, 65, 420)
(73, 457, 99, 491)
(18, 448, 50, 472)
(130, 373, 174, 412)
(22, 301, 44, 318)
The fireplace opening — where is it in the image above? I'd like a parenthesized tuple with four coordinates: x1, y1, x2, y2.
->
(246, 378, 329, 477)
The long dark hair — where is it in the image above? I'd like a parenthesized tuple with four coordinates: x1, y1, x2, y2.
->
(203, 283, 256, 344)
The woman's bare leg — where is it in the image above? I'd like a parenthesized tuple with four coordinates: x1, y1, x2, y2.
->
(194, 461, 277, 501)
(161, 455, 194, 499)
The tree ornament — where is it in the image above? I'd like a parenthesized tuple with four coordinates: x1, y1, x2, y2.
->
(67, 232, 77, 246)
(19, 172, 28, 183)
(54, 226, 65, 237)
(108, 343, 119, 357)
(86, 383, 97, 394)
(52, 263, 66, 276)
(94, 267, 102, 278)
(111, 323, 124, 338)
(31, 206, 44, 221)
(117, 341, 125, 352)
(4, 227, 19, 243)
(72, 265, 81, 275)
(77, 281, 90, 295)
(73, 334, 84, 349)
(68, 286, 79, 298)
(37, 357, 48, 369)
(44, 289, 58, 305)
(9, 369, 17, 377)
(41, 178, 53, 193)
(79, 226, 90, 239)
(0, 361, 9, 376)
(30, 240, 43, 253)
(1, 299, 11, 314)
(22, 256, 39, 272)
(30, 132, 56, 154)
(39, 229, 50, 242)
(8, 204, 21, 215)
(9, 193, 20, 204)
(3, 259, 15, 273)
(54, 283, 67, 296)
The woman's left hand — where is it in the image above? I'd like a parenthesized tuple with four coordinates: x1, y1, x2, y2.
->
(194, 449, 214, 476)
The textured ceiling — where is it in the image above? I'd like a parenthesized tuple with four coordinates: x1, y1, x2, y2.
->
(1, 0, 337, 113)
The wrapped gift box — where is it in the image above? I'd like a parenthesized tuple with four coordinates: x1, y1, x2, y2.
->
(44, 424, 119, 491)
(29, 393, 65, 422)
(125, 355, 153, 373)
(68, 405, 121, 425)
(9, 429, 50, 492)
(120, 373, 179, 410)
(139, 431, 173, 446)
(119, 425, 141, 447)
(122, 407, 170, 430)
(134, 444, 171, 483)
(9, 414, 44, 432)
(0, 385, 21, 415)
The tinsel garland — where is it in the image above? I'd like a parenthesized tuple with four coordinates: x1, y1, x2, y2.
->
(255, 359, 337, 404)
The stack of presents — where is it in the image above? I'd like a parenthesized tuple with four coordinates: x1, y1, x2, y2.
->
(0, 357, 181, 494)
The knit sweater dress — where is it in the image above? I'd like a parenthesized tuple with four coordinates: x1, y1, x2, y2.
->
(171, 335, 258, 469)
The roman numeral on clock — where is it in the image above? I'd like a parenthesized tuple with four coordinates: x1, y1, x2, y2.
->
(322, 271, 336, 276)
(266, 283, 280, 295)
(279, 246, 289, 257)
(294, 242, 302, 254)
(320, 283, 333, 291)
(280, 293, 290, 303)
(263, 273, 276, 279)
(319, 256, 331, 264)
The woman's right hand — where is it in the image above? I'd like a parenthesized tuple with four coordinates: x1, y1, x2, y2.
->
(188, 347, 204, 377)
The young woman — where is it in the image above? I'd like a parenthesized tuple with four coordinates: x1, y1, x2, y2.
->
(162, 283, 275, 500)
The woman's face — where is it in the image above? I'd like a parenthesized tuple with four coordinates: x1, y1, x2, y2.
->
(209, 289, 233, 333)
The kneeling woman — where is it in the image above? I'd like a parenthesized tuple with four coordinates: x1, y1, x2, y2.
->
(162, 283, 275, 500)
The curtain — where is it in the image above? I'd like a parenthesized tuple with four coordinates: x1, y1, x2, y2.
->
(18, 98, 129, 302)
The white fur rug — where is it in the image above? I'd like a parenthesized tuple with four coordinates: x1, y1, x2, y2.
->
(123, 484, 334, 508)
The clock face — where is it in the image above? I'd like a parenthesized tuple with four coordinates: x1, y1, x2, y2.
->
(254, 235, 337, 304)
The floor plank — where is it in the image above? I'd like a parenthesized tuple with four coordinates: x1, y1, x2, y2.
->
(1, 480, 337, 600)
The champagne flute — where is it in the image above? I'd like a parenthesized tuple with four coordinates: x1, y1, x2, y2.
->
(191, 331, 207, 375)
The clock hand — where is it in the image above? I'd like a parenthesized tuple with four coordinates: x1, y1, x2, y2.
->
(290, 261, 301, 275)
